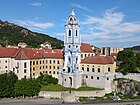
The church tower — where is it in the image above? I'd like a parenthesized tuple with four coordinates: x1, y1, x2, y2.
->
(63, 8, 81, 73)
(58, 9, 83, 88)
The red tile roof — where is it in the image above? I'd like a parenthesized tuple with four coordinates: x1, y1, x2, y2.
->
(44, 53, 63, 59)
(80, 43, 94, 53)
(0, 48, 63, 59)
(0, 48, 18, 58)
(81, 56, 114, 64)
(53, 49, 62, 53)
(15, 49, 29, 60)
(43, 42, 51, 45)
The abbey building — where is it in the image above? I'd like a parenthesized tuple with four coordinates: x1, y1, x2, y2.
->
(58, 9, 116, 93)
(0, 9, 117, 93)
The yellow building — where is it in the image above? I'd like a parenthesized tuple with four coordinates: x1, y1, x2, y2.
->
(80, 43, 95, 60)
(30, 52, 63, 78)
(80, 56, 116, 74)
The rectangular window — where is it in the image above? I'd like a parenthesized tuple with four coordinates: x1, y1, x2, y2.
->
(5, 60, 7, 63)
(57, 60, 60, 64)
(24, 69, 26, 73)
(108, 67, 110, 72)
(40, 61, 41, 64)
(24, 62, 27, 68)
(87, 68, 89, 72)
(81, 54, 83, 58)
(36, 61, 38, 65)
(53, 60, 55, 64)
(17, 63, 19, 67)
(17, 70, 19, 73)
(92, 68, 94, 72)
(33, 67, 35, 71)
(33, 61, 35, 65)
(97, 77, 99, 80)
(98, 68, 100, 72)
(50, 60, 51, 64)
(33, 73, 35, 76)
(49, 71, 51, 74)
(5, 66, 7, 68)
(53, 71, 55, 74)
(82, 67, 84, 71)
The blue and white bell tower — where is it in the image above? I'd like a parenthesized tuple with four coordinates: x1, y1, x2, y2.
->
(59, 9, 83, 88)
(63, 8, 81, 73)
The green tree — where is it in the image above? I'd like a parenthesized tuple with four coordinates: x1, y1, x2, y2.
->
(117, 49, 138, 74)
(0, 72, 18, 98)
(37, 74, 58, 85)
(136, 53, 140, 69)
(14, 78, 41, 97)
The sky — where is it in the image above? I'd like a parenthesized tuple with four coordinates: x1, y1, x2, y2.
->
(0, 0, 140, 48)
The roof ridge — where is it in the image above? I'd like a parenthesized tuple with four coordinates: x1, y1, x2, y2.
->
(15, 49, 29, 60)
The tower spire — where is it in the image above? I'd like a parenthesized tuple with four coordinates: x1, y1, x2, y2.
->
(70, 7, 75, 16)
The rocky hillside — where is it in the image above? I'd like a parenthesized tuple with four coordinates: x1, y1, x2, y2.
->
(114, 78, 140, 96)
(0, 20, 63, 49)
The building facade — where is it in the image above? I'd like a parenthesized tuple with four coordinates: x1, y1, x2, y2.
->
(58, 9, 116, 93)
(0, 48, 63, 79)
(101, 47, 124, 56)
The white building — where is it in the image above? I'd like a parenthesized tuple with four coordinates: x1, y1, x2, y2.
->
(0, 48, 30, 79)
(101, 47, 124, 56)
(40, 42, 52, 49)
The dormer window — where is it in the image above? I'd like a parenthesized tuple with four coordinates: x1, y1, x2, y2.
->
(69, 30, 71, 36)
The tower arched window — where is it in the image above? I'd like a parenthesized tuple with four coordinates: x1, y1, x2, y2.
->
(69, 45, 71, 48)
(68, 57, 71, 63)
(69, 30, 71, 36)
(76, 30, 78, 36)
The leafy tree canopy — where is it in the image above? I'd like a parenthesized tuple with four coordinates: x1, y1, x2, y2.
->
(117, 49, 139, 75)
(37, 74, 58, 85)
(0, 71, 18, 98)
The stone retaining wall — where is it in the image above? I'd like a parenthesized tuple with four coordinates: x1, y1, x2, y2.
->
(39, 90, 105, 99)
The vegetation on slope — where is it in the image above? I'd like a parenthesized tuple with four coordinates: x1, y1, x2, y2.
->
(0, 20, 63, 49)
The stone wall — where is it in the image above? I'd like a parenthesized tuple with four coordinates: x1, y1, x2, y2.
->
(116, 73, 140, 82)
(39, 90, 105, 99)
(39, 91, 62, 99)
